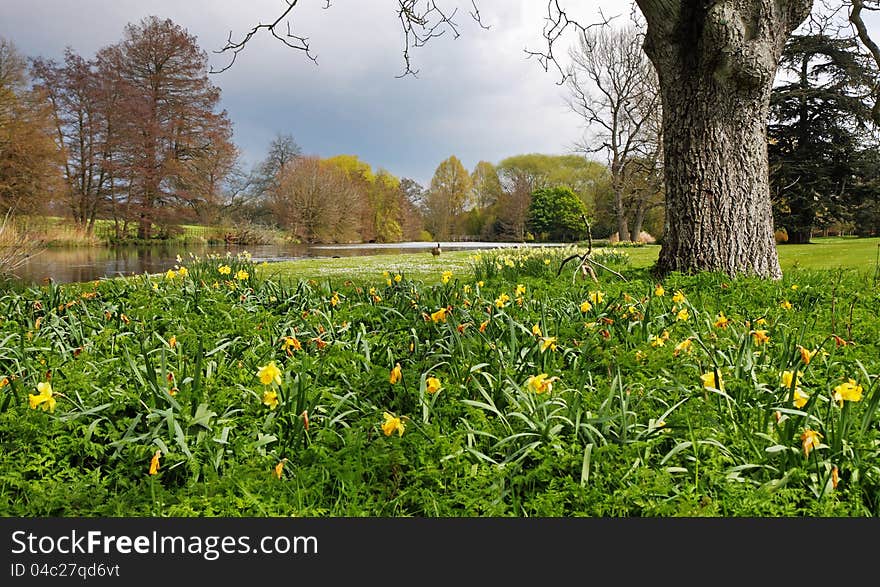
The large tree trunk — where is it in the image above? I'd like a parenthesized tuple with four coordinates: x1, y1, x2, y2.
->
(637, 0, 813, 279)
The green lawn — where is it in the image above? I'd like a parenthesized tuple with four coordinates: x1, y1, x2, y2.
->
(260, 237, 880, 283)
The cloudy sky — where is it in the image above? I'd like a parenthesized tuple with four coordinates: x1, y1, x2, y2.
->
(1, 1, 877, 185)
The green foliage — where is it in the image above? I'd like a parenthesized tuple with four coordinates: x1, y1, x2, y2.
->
(527, 186, 589, 242)
(1, 243, 878, 517)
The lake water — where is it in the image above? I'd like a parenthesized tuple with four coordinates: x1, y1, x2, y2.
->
(14, 241, 563, 285)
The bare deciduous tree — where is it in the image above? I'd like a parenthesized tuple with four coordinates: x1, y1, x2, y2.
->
(567, 24, 662, 243)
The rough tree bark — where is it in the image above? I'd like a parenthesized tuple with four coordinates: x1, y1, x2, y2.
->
(637, 0, 814, 279)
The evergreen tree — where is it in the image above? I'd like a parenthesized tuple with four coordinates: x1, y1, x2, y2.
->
(769, 33, 876, 243)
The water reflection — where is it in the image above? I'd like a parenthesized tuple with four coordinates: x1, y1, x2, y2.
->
(14, 241, 554, 285)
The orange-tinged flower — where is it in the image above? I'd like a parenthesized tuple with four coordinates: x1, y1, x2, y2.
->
(381, 411, 405, 437)
(257, 361, 282, 386)
(527, 373, 559, 394)
(390, 363, 402, 384)
(832, 465, 839, 489)
(833, 378, 863, 405)
(526, 373, 559, 394)
(302, 409, 309, 430)
(430, 307, 447, 323)
(700, 371, 724, 391)
(149, 450, 161, 475)
(797, 345, 816, 365)
(282, 336, 302, 354)
(673, 339, 693, 357)
(273, 460, 285, 480)
(168, 335, 177, 349)
(426, 376, 442, 394)
(751, 330, 770, 345)
(479, 320, 489, 333)
(801, 429, 822, 458)
(713, 312, 730, 328)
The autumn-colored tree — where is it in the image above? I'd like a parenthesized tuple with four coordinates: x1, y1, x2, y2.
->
(32, 50, 112, 231)
(0, 38, 61, 216)
(425, 155, 471, 240)
(104, 16, 233, 239)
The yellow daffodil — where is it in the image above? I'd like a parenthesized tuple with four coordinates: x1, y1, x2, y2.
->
(793, 388, 809, 409)
(833, 378, 863, 405)
(441, 271, 453, 284)
(168, 335, 177, 349)
(540, 336, 557, 353)
(262, 390, 279, 410)
(751, 330, 770, 345)
(527, 373, 559, 394)
(781, 370, 803, 389)
(477, 281, 484, 288)
(426, 376, 441, 394)
(28, 381, 56, 412)
(495, 293, 510, 308)
(177, 266, 188, 278)
(257, 361, 282, 386)
(673, 339, 692, 357)
(390, 363, 402, 384)
(672, 290, 686, 303)
(149, 450, 161, 475)
(791, 284, 799, 290)
(579, 300, 592, 313)
(780, 300, 792, 310)
(381, 412, 405, 437)
(654, 284, 665, 297)
(235, 269, 249, 281)
(635, 350, 646, 362)
(676, 308, 690, 321)
(700, 370, 724, 391)
(532, 324, 542, 337)
(165, 269, 177, 280)
(330, 293, 340, 307)
(713, 312, 729, 328)
(218, 264, 232, 275)
(283, 336, 302, 353)
(394, 274, 402, 283)
(430, 308, 447, 323)
(801, 429, 822, 458)
(589, 290, 605, 305)
(515, 284, 526, 297)
(649, 334, 665, 348)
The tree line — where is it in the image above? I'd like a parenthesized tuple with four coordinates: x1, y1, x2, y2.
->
(0, 10, 877, 247)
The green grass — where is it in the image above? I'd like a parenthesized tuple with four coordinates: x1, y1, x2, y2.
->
(1, 243, 879, 517)
(261, 237, 880, 282)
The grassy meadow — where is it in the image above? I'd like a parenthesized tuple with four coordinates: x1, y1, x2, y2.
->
(1, 238, 879, 516)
